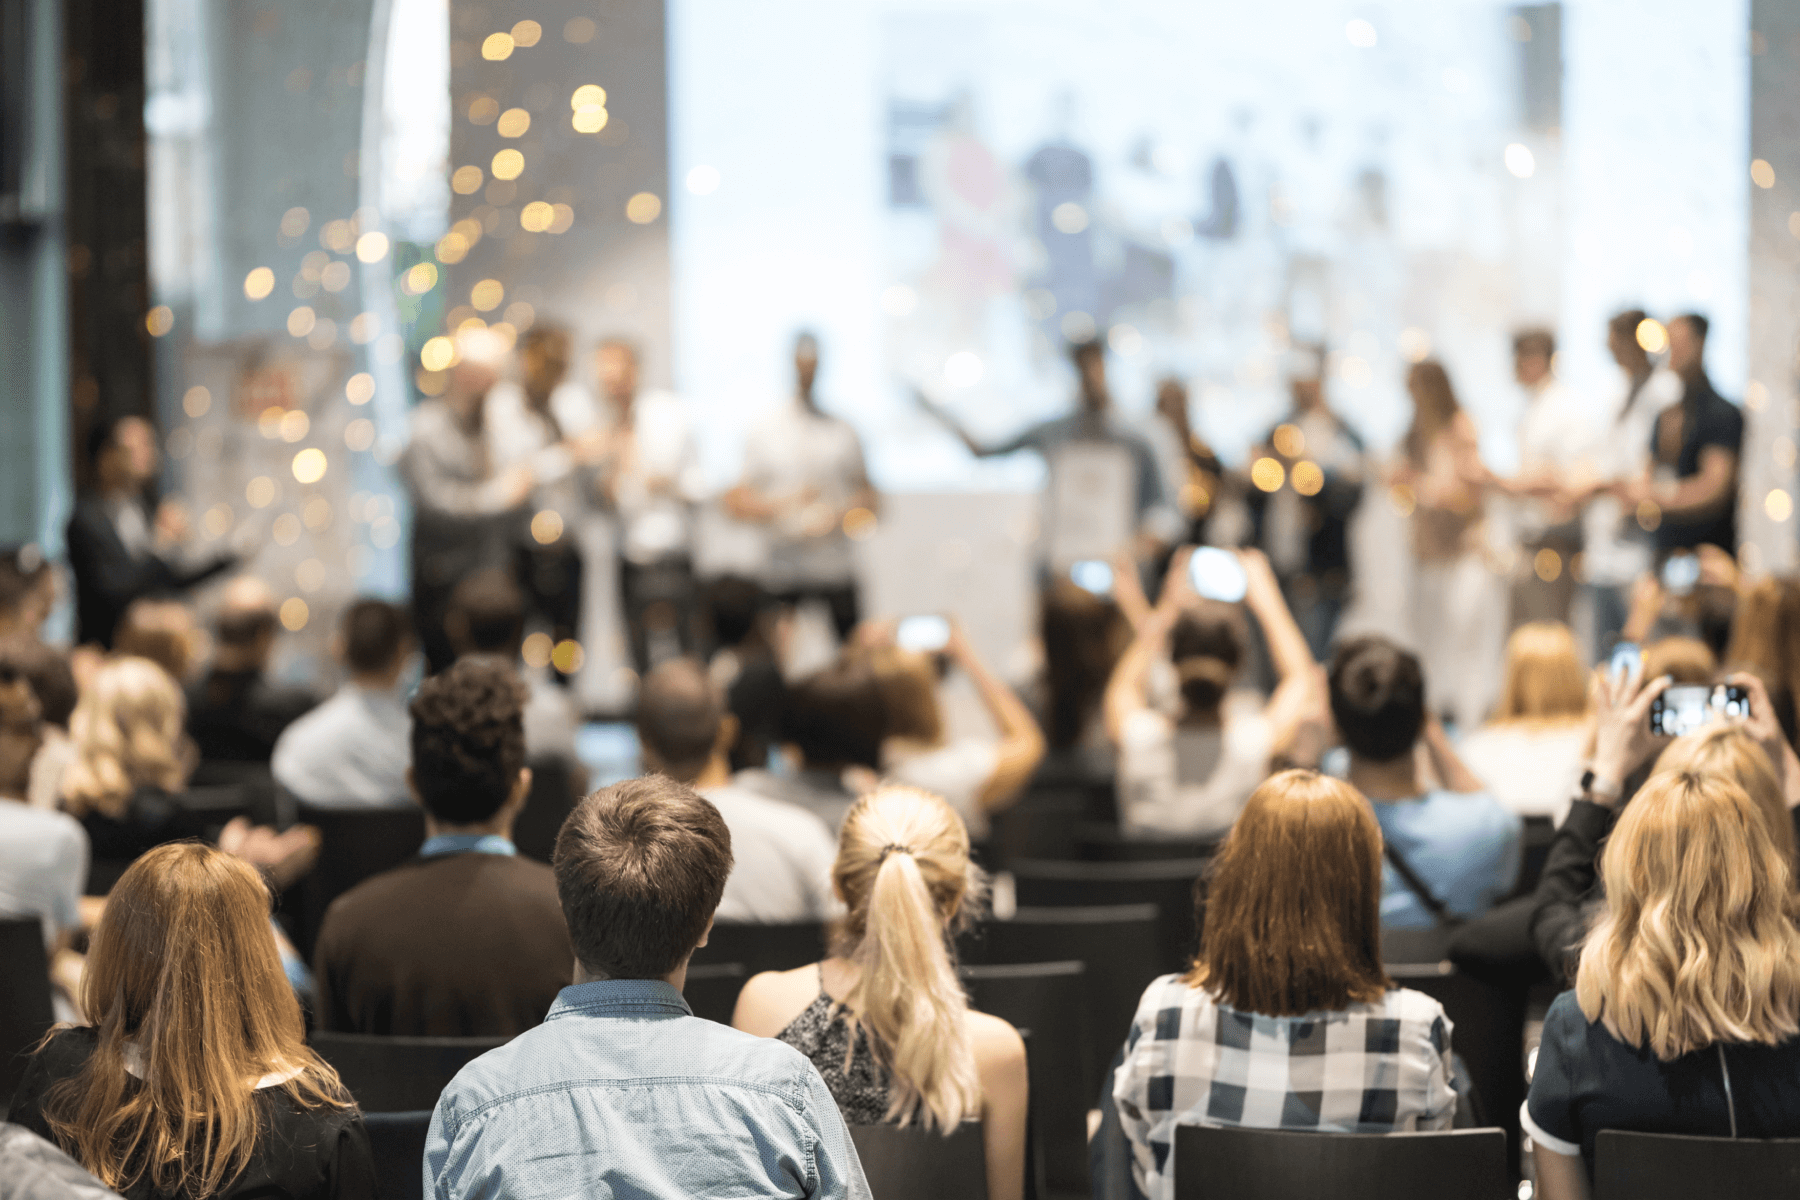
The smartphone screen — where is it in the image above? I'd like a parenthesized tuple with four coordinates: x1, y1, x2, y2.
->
(1661, 553, 1701, 596)
(1069, 560, 1114, 596)
(1188, 547, 1249, 603)
(895, 615, 951, 653)
(1650, 684, 1751, 737)
(1608, 641, 1642, 686)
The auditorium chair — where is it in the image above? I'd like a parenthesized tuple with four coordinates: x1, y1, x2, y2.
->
(849, 1121, 988, 1200)
(1385, 957, 1524, 1170)
(959, 903, 1162, 1099)
(511, 755, 579, 863)
(363, 1110, 431, 1200)
(1594, 1130, 1800, 1198)
(963, 960, 1090, 1198)
(293, 802, 426, 960)
(1074, 822, 1218, 863)
(309, 1031, 509, 1113)
(689, 920, 829, 976)
(1172, 1125, 1510, 1199)
(0, 917, 55, 1105)
(1007, 858, 1209, 973)
(683, 961, 747, 1024)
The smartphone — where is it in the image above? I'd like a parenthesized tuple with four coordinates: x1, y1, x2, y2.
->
(895, 614, 951, 653)
(1189, 547, 1249, 603)
(1650, 684, 1751, 738)
(1069, 560, 1115, 596)
(1608, 641, 1642, 687)
(1661, 552, 1702, 596)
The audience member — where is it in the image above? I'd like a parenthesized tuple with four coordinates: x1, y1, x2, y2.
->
(862, 617, 1045, 838)
(1106, 549, 1317, 840)
(425, 775, 871, 1199)
(112, 598, 201, 684)
(1723, 574, 1800, 745)
(1330, 636, 1521, 928)
(445, 568, 579, 769)
(185, 578, 317, 767)
(1, 638, 79, 810)
(1113, 770, 1456, 1200)
(704, 575, 789, 772)
(272, 600, 414, 808)
(736, 657, 888, 831)
(634, 659, 837, 923)
(0, 656, 86, 949)
(1500, 328, 1587, 627)
(312, 658, 569, 1036)
(0, 1123, 122, 1200)
(7, 843, 374, 1200)
(0, 544, 57, 641)
(1456, 622, 1592, 823)
(1038, 577, 1132, 755)
(1148, 376, 1226, 549)
(65, 415, 234, 648)
(1525, 769, 1800, 1198)
(734, 786, 1027, 1200)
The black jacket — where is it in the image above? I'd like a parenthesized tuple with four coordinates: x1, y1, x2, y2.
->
(65, 494, 233, 647)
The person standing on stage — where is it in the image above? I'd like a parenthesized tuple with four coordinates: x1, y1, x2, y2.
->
(1145, 376, 1225, 549)
(400, 328, 535, 674)
(1245, 346, 1366, 660)
(1497, 329, 1590, 629)
(1617, 313, 1743, 557)
(727, 333, 878, 642)
(66, 415, 235, 648)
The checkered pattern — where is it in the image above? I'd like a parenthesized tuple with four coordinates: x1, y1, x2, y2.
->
(1113, 974, 1457, 1200)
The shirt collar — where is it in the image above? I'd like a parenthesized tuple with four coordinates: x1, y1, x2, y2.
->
(419, 833, 516, 859)
(545, 978, 693, 1021)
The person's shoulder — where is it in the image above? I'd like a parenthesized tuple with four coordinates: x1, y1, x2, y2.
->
(1133, 972, 1201, 1023)
(964, 1009, 1027, 1066)
(703, 784, 834, 839)
(0, 800, 85, 845)
(1120, 707, 1174, 746)
(24, 1026, 100, 1085)
(1383, 986, 1450, 1025)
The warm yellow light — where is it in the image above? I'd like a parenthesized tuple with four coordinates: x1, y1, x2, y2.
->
(625, 192, 662, 224)
(291, 448, 328, 484)
(202, 504, 233, 538)
(504, 300, 536, 329)
(346, 373, 375, 405)
(280, 410, 310, 442)
(451, 165, 484, 195)
(182, 386, 212, 418)
(258, 407, 285, 439)
(497, 107, 531, 138)
(287, 306, 316, 337)
(1291, 460, 1325, 496)
(244, 267, 275, 300)
(345, 418, 376, 452)
(491, 149, 524, 181)
(1250, 457, 1286, 492)
(551, 639, 585, 674)
(1752, 159, 1776, 189)
(572, 105, 608, 133)
(481, 32, 514, 59)
(1389, 484, 1416, 517)
(1767, 489, 1793, 522)
(488, 322, 517, 350)
(246, 476, 276, 508)
(522, 631, 554, 669)
(470, 279, 504, 311)
(1534, 548, 1563, 582)
(279, 598, 309, 632)
(548, 204, 574, 234)
(1636, 499, 1662, 531)
(280, 206, 310, 238)
(349, 313, 379, 344)
(435, 232, 470, 265)
(511, 19, 541, 45)
(146, 306, 174, 337)
(563, 16, 596, 43)
(355, 231, 390, 263)
(571, 84, 607, 109)
(520, 201, 555, 232)
(843, 507, 878, 541)
(403, 261, 439, 295)
(271, 515, 300, 546)
(1272, 424, 1305, 458)
(302, 497, 333, 530)
(420, 336, 458, 372)
(320, 219, 355, 253)
(531, 509, 565, 544)
(467, 95, 498, 124)
(1636, 318, 1668, 354)
(320, 261, 351, 293)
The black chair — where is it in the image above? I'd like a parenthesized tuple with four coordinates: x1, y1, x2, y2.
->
(959, 904, 1163, 1102)
(1076, 822, 1217, 863)
(1008, 858, 1208, 974)
(963, 961, 1090, 1198)
(1386, 959, 1524, 1169)
(0, 917, 56, 1105)
(512, 755, 579, 863)
(364, 1110, 431, 1200)
(689, 921, 828, 976)
(684, 961, 747, 1024)
(294, 803, 426, 960)
(1172, 1124, 1510, 1199)
(309, 1032, 509, 1113)
(1594, 1130, 1800, 1198)
(177, 783, 256, 826)
(850, 1121, 988, 1200)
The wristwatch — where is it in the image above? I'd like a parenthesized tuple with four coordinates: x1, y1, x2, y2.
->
(1578, 768, 1622, 804)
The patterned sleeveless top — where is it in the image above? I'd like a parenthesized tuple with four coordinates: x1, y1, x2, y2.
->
(775, 968, 894, 1125)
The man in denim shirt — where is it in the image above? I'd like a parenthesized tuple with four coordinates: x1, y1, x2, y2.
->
(425, 776, 871, 1199)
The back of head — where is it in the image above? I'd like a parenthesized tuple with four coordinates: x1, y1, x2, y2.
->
(1578, 768, 1800, 1060)
(1609, 308, 1649, 347)
(341, 599, 410, 677)
(49, 843, 344, 1197)
(1492, 622, 1588, 724)
(1512, 328, 1556, 361)
(1656, 725, 1796, 866)
(706, 575, 770, 650)
(62, 657, 187, 815)
(2, 636, 78, 727)
(1643, 635, 1716, 685)
(446, 569, 526, 658)
(211, 578, 278, 675)
(635, 659, 724, 783)
(552, 775, 732, 979)
(408, 657, 527, 823)
(1677, 312, 1710, 343)
(1041, 579, 1131, 749)
(114, 599, 199, 683)
(782, 658, 887, 770)
(865, 645, 943, 744)
(1194, 769, 1389, 1015)
(1329, 635, 1425, 763)
(834, 786, 984, 1130)
(1403, 360, 1459, 460)
(1170, 602, 1246, 716)
(0, 543, 50, 627)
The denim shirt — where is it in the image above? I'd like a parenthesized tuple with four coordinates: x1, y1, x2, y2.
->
(425, 979, 872, 1200)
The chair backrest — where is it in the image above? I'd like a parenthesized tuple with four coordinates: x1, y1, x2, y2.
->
(683, 961, 747, 1025)
(1008, 857, 1208, 974)
(363, 1110, 432, 1200)
(959, 903, 1162, 1099)
(294, 803, 427, 959)
(689, 921, 828, 977)
(1594, 1130, 1800, 1199)
(310, 1032, 509, 1113)
(849, 1121, 988, 1200)
(1385, 960, 1524, 1162)
(1076, 821, 1219, 863)
(1172, 1125, 1510, 1200)
(0, 917, 56, 1105)
(962, 960, 1089, 1197)
(512, 755, 578, 863)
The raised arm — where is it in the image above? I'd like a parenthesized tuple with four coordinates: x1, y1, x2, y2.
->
(945, 619, 1046, 813)
(1104, 605, 1174, 746)
(1238, 548, 1321, 752)
(1419, 716, 1487, 795)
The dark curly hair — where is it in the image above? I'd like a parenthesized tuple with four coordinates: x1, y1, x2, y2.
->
(409, 657, 528, 823)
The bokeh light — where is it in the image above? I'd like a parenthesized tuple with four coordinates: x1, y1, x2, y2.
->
(345, 419, 376, 452)
(1251, 457, 1286, 492)
(435, 232, 470, 264)
(626, 193, 662, 223)
(403, 262, 439, 294)
(471, 279, 505, 311)
(504, 301, 536, 329)
(287, 306, 316, 337)
(497, 107, 531, 138)
(511, 19, 541, 45)
(522, 632, 554, 669)
(292, 448, 328, 484)
(1505, 143, 1535, 178)
(1534, 548, 1563, 582)
(202, 504, 233, 539)
(491, 149, 524, 181)
(481, 32, 514, 60)
(1292, 461, 1325, 497)
(320, 261, 351, 292)
(346, 373, 375, 405)
(279, 597, 309, 631)
(1051, 202, 1088, 234)
(451, 165, 484, 195)
(467, 95, 498, 125)
(279, 207, 310, 238)
(247, 476, 276, 508)
(572, 105, 609, 134)
(420, 336, 457, 371)
(1751, 159, 1776, 189)
(146, 306, 174, 336)
(1398, 326, 1432, 362)
(183, 386, 211, 418)
(520, 201, 555, 232)
(571, 84, 607, 109)
(1767, 489, 1793, 522)
(244, 267, 275, 300)
(548, 204, 575, 234)
(1272, 424, 1306, 458)
(295, 559, 327, 593)
(1388, 484, 1417, 517)
(280, 410, 310, 442)
(355, 231, 390, 263)
(1636, 317, 1668, 353)
(564, 17, 595, 43)
(551, 639, 585, 674)
(302, 497, 333, 529)
(1108, 324, 1143, 355)
(844, 507, 878, 541)
(531, 509, 565, 544)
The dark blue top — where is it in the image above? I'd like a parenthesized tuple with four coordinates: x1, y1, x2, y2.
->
(1651, 374, 1744, 552)
(1524, 990, 1800, 1175)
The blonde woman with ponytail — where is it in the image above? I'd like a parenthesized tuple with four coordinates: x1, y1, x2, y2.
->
(734, 786, 1028, 1200)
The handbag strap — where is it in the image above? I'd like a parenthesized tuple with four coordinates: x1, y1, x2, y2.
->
(1383, 841, 1458, 928)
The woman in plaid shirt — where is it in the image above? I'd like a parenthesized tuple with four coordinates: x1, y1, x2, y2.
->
(1113, 769, 1458, 1200)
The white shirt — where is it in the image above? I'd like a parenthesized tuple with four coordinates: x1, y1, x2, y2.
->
(1581, 367, 1681, 586)
(1455, 722, 1589, 825)
(701, 783, 841, 923)
(271, 684, 411, 808)
(597, 391, 705, 564)
(884, 738, 1001, 839)
(1116, 697, 1273, 840)
(1514, 379, 1592, 542)
(485, 380, 600, 523)
(740, 398, 871, 589)
(0, 798, 88, 947)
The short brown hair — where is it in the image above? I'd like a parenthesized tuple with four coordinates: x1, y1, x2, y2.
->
(1189, 769, 1390, 1016)
(553, 776, 734, 979)
(409, 658, 527, 823)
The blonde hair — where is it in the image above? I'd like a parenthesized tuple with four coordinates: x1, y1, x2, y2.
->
(1656, 725, 1797, 868)
(1643, 636, 1716, 686)
(61, 656, 188, 818)
(1490, 622, 1588, 724)
(865, 646, 944, 745)
(1577, 769, 1800, 1060)
(832, 786, 985, 1131)
(43, 844, 350, 1197)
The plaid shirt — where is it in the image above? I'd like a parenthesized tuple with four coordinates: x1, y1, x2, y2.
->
(1113, 974, 1456, 1200)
